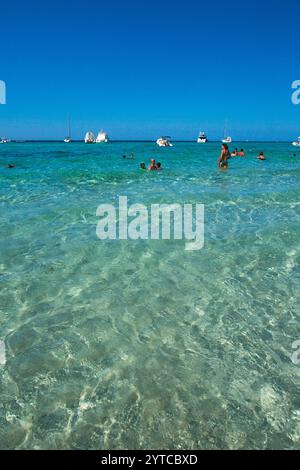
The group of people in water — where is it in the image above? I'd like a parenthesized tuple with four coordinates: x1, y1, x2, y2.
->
(140, 159, 163, 171)
(3, 146, 270, 172)
(231, 148, 245, 157)
(122, 146, 267, 173)
(122, 153, 162, 171)
(122, 153, 163, 171)
(218, 144, 267, 169)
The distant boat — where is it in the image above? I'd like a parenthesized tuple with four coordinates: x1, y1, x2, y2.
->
(292, 137, 300, 147)
(0, 137, 9, 144)
(156, 136, 173, 147)
(96, 130, 109, 143)
(84, 132, 96, 144)
(64, 116, 72, 143)
(197, 132, 207, 143)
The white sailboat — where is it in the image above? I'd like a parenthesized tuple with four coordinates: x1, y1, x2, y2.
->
(156, 136, 173, 147)
(292, 137, 300, 147)
(64, 116, 72, 143)
(84, 131, 96, 144)
(222, 121, 232, 143)
(0, 137, 9, 144)
(197, 132, 207, 143)
(96, 130, 109, 143)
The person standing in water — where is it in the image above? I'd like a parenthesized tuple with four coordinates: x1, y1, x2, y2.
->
(218, 144, 230, 169)
(148, 159, 157, 171)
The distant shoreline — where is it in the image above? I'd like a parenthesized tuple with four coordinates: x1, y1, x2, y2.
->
(1, 140, 295, 144)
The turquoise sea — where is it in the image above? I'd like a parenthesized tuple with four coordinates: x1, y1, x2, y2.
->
(0, 141, 300, 449)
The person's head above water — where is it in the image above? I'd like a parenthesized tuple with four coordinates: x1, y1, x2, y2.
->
(157, 162, 162, 169)
(258, 151, 266, 160)
(222, 143, 229, 152)
(148, 159, 157, 170)
(140, 162, 146, 169)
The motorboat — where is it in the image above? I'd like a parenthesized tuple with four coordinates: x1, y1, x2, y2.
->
(84, 131, 96, 144)
(96, 131, 109, 143)
(197, 132, 207, 143)
(156, 136, 173, 147)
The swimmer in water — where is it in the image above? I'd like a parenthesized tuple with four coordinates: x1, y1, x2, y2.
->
(156, 162, 162, 170)
(218, 144, 230, 169)
(140, 162, 146, 170)
(257, 152, 266, 160)
(148, 159, 157, 171)
(238, 149, 245, 157)
(6, 164, 15, 168)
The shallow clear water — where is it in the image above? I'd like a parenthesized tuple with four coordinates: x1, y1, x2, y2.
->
(0, 141, 300, 449)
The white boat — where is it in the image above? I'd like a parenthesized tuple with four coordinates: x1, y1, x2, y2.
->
(222, 136, 232, 144)
(0, 137, 9, 144)
(84, 132, 96, 144)
(96, 130, 109, 143)
(156, 136, 173, 147)
(292, 137, 300, 147)
(197, 132, 207, 143)
(64, 116, 72, 143)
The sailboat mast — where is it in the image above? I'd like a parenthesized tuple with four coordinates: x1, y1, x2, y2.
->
(224, 120, 227, 139)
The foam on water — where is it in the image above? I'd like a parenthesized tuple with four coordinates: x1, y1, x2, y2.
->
(0, 142, 300, 449)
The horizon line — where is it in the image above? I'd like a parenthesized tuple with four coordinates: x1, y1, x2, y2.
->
(2, 139, 297, 144)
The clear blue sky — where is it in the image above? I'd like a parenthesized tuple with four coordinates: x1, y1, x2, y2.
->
(1, 0, 300, 140)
